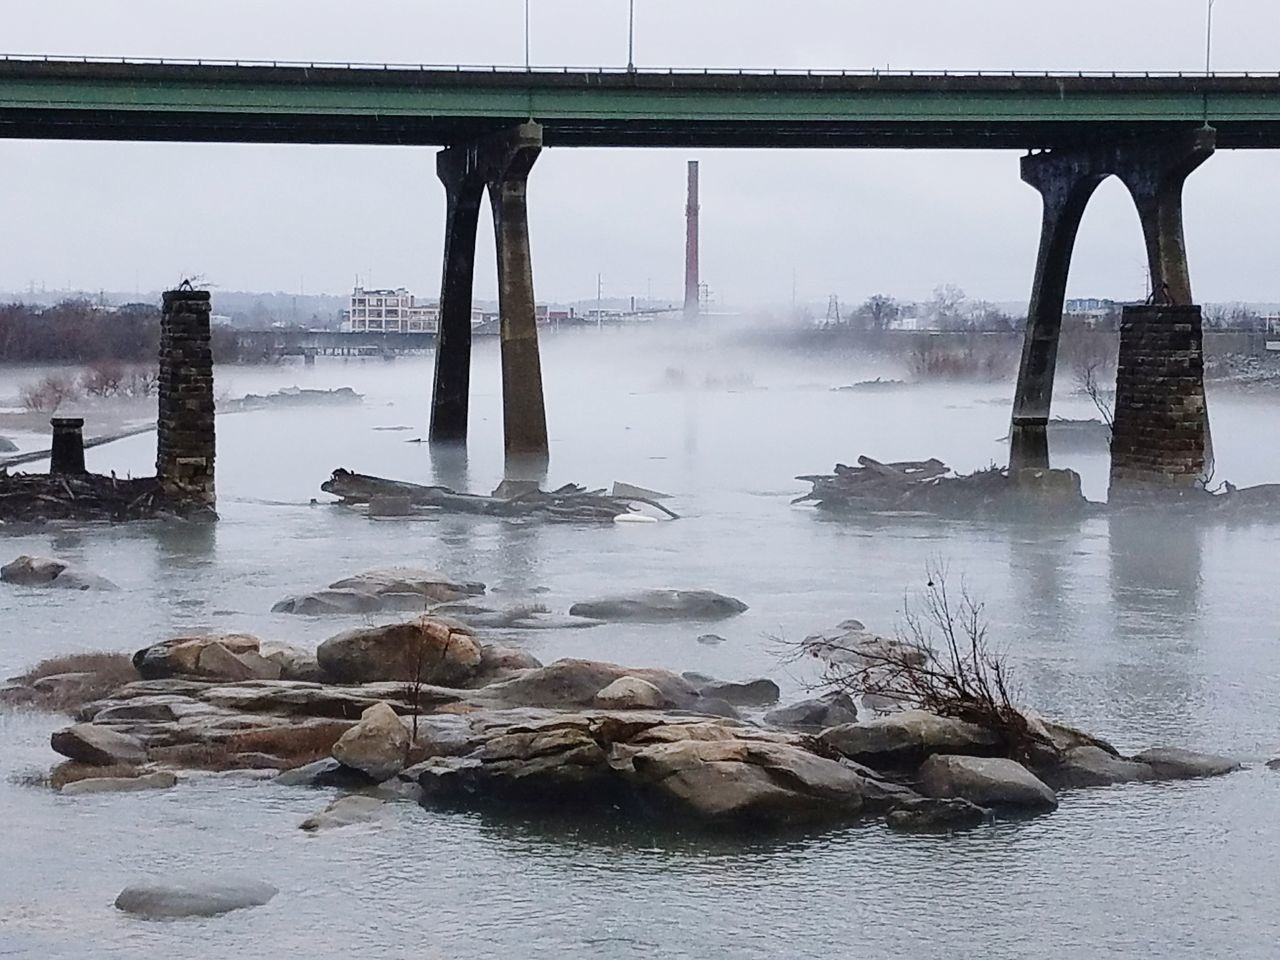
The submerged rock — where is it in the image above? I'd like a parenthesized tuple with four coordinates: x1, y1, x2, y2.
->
(820, 710, 1002, 768)
(1, 555, 118, 591)
(114, 876, 278, 919)
(1034, 745, 1158, 790)
(918, 755, 1058, 812)
(1268, 758, 1280, 771)
(1131, 747, 1242, 780)
(300, 795, 388, 832)
(886, 797, 990, 832)
(568, 589, 748, 623)
(273, 567, 485, 615)
(51, 724, 147, 766)
(273, 758, 378, 789)
(316, 617, 481, 686)
(688, 677, 781, 707)
(331, 702, 409, 782)
(62, 771, 177, 796)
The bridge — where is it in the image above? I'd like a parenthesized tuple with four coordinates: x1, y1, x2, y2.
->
(1, 57, 1257, 493)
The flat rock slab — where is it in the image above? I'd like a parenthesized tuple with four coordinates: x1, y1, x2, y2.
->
(114, 876, 278, 919)
(568, 590, 748, 623)
(1132, 747, 1242, 780)
(62, 771, 177, 796)
(1, 555, 118, 590)
(918, 755, 1058, 812)
(51, 723, 147, 766)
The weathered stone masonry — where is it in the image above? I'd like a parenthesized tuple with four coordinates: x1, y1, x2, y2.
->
(1109, 304, 1208, 497)
(157, 287, 216, 513)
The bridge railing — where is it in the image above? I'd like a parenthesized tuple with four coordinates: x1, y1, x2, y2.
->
(0, 54, 1276, 79)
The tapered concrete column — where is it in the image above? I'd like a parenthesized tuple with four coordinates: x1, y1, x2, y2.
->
(1113, 126, 1215, 306)
(1009, 152, 1107, 469)
(429, 144, 487, 445)
(487, 122, 548, 461)
(1009, 127, 1215, 470)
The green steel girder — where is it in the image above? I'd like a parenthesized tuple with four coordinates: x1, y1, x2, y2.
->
(0, 60, 1278, 148)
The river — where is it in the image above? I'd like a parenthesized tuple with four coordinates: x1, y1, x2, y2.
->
(2, 324, 1278, 958)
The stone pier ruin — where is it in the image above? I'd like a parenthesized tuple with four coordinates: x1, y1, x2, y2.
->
(156, 287, 216, 514)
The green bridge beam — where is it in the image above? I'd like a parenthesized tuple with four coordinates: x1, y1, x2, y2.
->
(1, 60, 1279, 148)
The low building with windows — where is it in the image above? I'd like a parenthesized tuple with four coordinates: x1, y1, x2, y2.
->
(346, 286, 442, 333)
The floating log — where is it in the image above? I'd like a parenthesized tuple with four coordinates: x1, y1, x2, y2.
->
(320, 469, 678, 523)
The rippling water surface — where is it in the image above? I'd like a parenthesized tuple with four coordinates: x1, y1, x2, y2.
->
(2, 327, 1279, 958)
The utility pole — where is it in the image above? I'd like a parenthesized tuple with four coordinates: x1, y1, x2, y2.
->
(627, 0, 636, 72)
(524, 0, 531, 70)
(597, 272, 603, 330)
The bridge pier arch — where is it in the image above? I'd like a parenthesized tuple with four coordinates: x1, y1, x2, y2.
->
(428, 122, 548, 464)
(1009, 126, 1216, 471)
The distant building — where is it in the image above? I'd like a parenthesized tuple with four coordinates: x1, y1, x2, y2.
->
(1064, 297, 1121, 327)
(345, 286, 449, 334)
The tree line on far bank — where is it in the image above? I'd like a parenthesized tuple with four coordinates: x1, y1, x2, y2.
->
(0, 299, 250, 364)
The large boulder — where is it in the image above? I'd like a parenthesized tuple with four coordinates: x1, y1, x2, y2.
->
(1131, 747, 1242, 780)
(764, 692, 859, 731)
(133, 634, 269, 681)
(1034, 745, 1158, 790)
(273, 568, 485, 615)
(594, 677, 668, 710)
(479, 659, 702, 711)
(470, 643, 543, 686)
(687, 676, 780, 707)
(918, 755, 1058, 813)
(568, 589, 748, 623)
(316, 617, 481, 686)
(273, 758, 378, 789)
(331, 702, 409, 782)
(257, 641, 323, 682)
(114, 876, 278, 918)
(1, 555, 118, 591)
(820, 710, 1002, 768)
(51, 723, 147, 766)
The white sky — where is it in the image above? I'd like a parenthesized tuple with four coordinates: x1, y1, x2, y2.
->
(1, 0, 1278, 307)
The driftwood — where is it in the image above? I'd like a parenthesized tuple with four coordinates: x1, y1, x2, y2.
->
(320, 469, 678, 523)
(0, 471, 162, 522)
(794, 456, 1026, 515)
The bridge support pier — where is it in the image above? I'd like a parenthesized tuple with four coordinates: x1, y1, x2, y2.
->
(157, 287, 216, 515)
(1009, 126, 1215, 471)
(429, 122, 548, 463)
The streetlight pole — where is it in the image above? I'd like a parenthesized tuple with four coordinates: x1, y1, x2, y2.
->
(627, 0, 636, 72)
(525, 0, 531, 71)
(1205, 0, 1217, 74)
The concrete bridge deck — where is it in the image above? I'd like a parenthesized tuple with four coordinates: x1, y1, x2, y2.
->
(2, 57, 1280, 148)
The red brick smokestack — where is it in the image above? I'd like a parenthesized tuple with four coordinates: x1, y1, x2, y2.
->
(684, 160, 700, 318)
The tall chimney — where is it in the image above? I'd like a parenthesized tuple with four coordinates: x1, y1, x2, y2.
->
(683, 160, 700, 319)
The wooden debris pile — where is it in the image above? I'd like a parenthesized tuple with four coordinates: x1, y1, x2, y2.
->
(0, 470, 163, 523)
(320, 469, 678, 523)
(792, 455, 1057, 517)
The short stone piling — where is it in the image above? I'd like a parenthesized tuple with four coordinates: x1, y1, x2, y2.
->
(1109, 304, 1209, 500)
(157, 287, 216, 516)
(49, 417, 86, 475)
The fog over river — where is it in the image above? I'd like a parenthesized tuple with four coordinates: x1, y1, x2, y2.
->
(2, 325, 1279, 958)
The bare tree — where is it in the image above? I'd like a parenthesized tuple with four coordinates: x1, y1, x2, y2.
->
(1075, 359, 1115, 431)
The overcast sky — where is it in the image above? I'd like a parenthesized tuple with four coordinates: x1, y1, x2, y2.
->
(2, 0, 1279, 308)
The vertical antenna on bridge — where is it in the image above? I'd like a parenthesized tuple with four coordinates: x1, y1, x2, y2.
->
(684, 160, 700, 319)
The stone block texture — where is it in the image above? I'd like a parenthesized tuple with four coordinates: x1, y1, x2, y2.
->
(157, 288, 216, 511)
(1109, 304, 1207, 498)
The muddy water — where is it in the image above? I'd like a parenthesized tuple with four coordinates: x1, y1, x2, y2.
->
(2, 326, 1279, 958)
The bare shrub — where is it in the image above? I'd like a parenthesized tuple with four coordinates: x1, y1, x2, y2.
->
(781, 564, 1046, 758)
(120, 368, 160, 398)
(1075, 360, 1115, 430)
(80, 360, 126, 397)
(2, 651, 139, 714)
(17, 373, 82, 413)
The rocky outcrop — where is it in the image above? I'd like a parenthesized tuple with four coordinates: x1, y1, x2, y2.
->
(918, 755, 1058, 812)
(1131, 747, 1242, 780)
(886, 797, 990, 832)
(764, 692, 859, 731)
(316, 618, 481, 686)
(114, 876, 278, 918)
(331, 702, 409, 782)
(62, 771, 177, 795)
(51, 724, 147, 766)
(273, 567, 485, 615)
(132, 634, 318, 682)
(594, 676, 668, 710)
(568, 589, 748, 623)
(820, 710, 1002, 768)
(1, 555, 118, 591)
(477, 659, 713, 713)
(300, 795, 388, 831)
